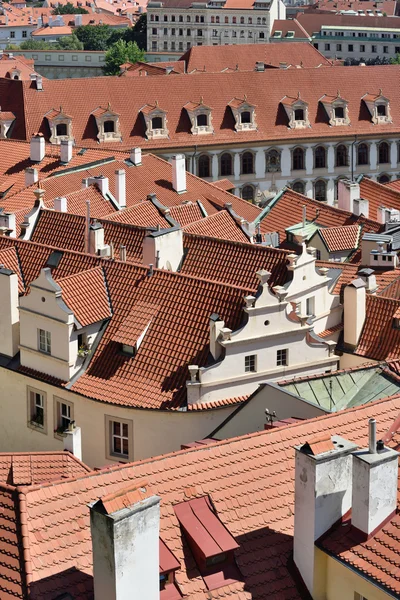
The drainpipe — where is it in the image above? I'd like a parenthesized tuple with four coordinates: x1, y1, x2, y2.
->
(190, 145, 198, 174)
(351, 134, 358, 183)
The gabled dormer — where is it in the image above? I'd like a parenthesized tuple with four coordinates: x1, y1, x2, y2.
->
(362, 89, 392, 125)
(0, 107, 15, 139)
(184, 97, 214, 135)
(112, 301, 159, 357)
(45, 106, 73, 144)
(228, 95, 257, 132)
(140, 101, 169, 140)
(281, 93, 310, 129)
(91, 103, 122, 143)
(319, 91, 350, 127)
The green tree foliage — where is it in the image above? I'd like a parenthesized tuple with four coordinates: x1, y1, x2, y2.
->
(20, 40, 53, 50)
(103, 39, 145, 75)
(52, 2, 89, 13)
(75, 24, 112, 50)
(390, 54, 400, 64)
(54, 34, 84, 49)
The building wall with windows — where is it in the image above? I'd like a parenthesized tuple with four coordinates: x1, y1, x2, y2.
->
(146, 0, 286, 52)
(313, 25, 400, 62)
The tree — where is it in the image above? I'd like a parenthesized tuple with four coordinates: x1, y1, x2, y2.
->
(103, 40, 146, 75)
(390, 54, 400, 64)
(75, 24, 111, 50)
(54, 34, 84, 50)
(20, 40, 52, 50)
(52, 2, 89, 13)
(123, 13, 147, 49)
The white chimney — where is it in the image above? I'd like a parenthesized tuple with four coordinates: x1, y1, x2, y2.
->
(88, 175, 109, 197)
(358, 268, 377, 294)
(294, 435, 357, 596)
(143, 227, 183, 272)
(130, 147, 142, 166)
(63, 422, 82, 461)
(337, 179, 360, 213)
(89, 485, 160, 600)
(89, 221, 110, 256)
(210, 313, 225, 361)
(120, 244, 127, 262)
(74, 13, 83, 25)
(115, 169, 126, 209)
(170, 154, 187, 194)
(60, 139, 73, 164)
(25, 167, 38, 186)
(30, 133, 45, 162)
(343, 278, 366, 348)
(54, 196, 67, 212)
(0, 267, 19, 357)
(352, 419, 399, 538)
(353, 197, 369, 218)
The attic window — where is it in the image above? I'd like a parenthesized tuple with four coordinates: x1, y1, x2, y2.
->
(121, 343, 136, 356)
(56, 123, 67, 136)
(320, 93, 350, 127)
(112, 301, 159, 357)
(241, 111, 251, 124)
(184, 99, 214, 135)
(152, 116, 162, 129)
(362, 90, 392, 125)
(335, 106, 344, 119)
(294, 109, 304, 121)
(377, 104, 386, 117)
(104, 120, 115, 133)
(91, 103, 122, 143)
(228, 96, 257, 132)
(45, 106, 73, 144)
(174, 496, 241, 591)
(140, 102, 169, 140)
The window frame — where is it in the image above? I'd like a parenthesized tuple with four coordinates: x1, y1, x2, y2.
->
(276, 348, 288, 367)
(105, 415, 134, 462)
(244, 354, 257, 372)
(27, 386, 48, 434)
(54, 397, 74, 439)
(38, 328, 51, 355)
(241, 151, 254, 175)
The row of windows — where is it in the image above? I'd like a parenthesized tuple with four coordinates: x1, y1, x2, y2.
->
(290, 172, 392, 200)
(195, 142, 395, 180)
(245, 349, 288, 373)
(9, 30, 28, 38)
(150, 13, 267, 24)
(323, 30, 400, 39)
(150, 13, 204, 21)
(28, 386, 132, 460)
(320, 42, 398, 54)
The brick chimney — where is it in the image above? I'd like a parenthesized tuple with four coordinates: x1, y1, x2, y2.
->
(30, 133, 45, 162)
(170, 154, 187, 194)
(89, 483, 160, 600)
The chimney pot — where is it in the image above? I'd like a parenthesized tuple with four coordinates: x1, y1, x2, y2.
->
(60, 139, 73, 164)
(170, 154, 187, 194)
(30, 133, 45, 162)
(54, 196, 67, 212)
(130, 147, 142, 166)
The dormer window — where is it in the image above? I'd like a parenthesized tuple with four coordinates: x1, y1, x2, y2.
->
(45, 106, 73, 144)
(319, 92, 350, 126)
(281, 93, 310, 129)
(184, 98, 213, 135)
(112, 301, 159, 357)
(140, 102, 169, 139)
(228, 96, 257, 131)
(0, 108, 16, 139)
(362, 89, 392, 124)
(91, 103, 122, 143)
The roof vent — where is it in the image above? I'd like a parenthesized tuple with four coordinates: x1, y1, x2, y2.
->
(255, 61, 265, 71)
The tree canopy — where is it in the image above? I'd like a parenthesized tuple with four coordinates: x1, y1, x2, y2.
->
(75, 24, 112, 50)
(54, 34, 84, 50)
(52, 2, 89, 13)
(103, 39, 145, 75)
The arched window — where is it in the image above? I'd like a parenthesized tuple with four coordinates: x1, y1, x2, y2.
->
(104, 120, 115, 133)
(334, 106, 344, 119)
(262, 17, 266, 24)
(314, 180, 327, 202)
(198, 155, 210, 178)
(314, 146, 326, 169)
(357, 143, 369, 166)
(292, 147, 304, 170)
(242, 151, 254, 174)
(292, 181, 305, 194)
(151, 116, 163, 130)
(241, 111, 251, 124)
(196, 114, 207, 127)
(378, 141, 389, 164)
(240, 16, 244, 23)
(378, 173, 390, 184)
(242, 185, 254, 201)
(336, 144, 347, 167)
(56, 123, 67, 136)
(220, 153, 232, 176)
(240, 30, 245, 37)
(266, 149, 280, 172)
(248, 16, 252, 23)
(257, 17, 261, 24)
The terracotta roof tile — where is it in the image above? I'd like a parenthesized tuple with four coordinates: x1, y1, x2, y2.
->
(359, 176, 400, 222)
(354, 294, 400, 360)
(0, 246, 24, 293)
(112, 301, 159, 346)
(319, 224, 361, 252)
(183, 211, 250, 243)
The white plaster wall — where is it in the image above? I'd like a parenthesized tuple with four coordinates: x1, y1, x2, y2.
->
(0, 271, 19, 357)
(143, 229, 183, 271)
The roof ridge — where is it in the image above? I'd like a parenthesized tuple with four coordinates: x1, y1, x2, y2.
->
(55, 265, 104, 283)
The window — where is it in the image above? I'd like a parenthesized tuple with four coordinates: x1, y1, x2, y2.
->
(242, 152, 254, 175)
(197, 29, 202, 36)
(22, 30, 27, 37)
(179, 41, 183, 50)
(152, 116, 163, 130)
(266, 149, 281, 172)
(336, 43, 342, 51)
(10, 31, 15, 38)
(198, 154, 210, 177)
(232, 31, 236, 37)
(260, 32, 265, 39)
(277, 349, 288, 366)
(248, 16, 252, 23)
(164, 27, 167, 34)
(293, 147, 304, 170)
(152, 41, 157, 50)
(257, 17, 261, 24)
(211, 15, 214, 22)
(325, 43, 330, 51)
(164, 41, 168, 50)
(225, 16, 229, 23)
(377, 104, 387, 117)
(200, 15, 204, 22)
(106, 416, 133, 461)
(104, 120, 115, 133)
(187, 15, 190, 21)
(383, 45, 389, 53)
(334, 106, 344, 119)
(292, 181, 305, 194)
(360, 44, 365, 52)
(152, 27, 157, 34)
(179, 28, 183, 35)
(354, 594, 369, 600)
(378, 173, 390, 184)
(54, 398, 73, 436)
(241, 111, 251, 124)
(314, 146, 326, 169)
(163, 14, 167, 21)
(372, 45, 377, 53)
(215, 16, 219, 23)
(242, 185, 255, 201)
(171, 28, 175, 35)
(294, 109, 304, 121)
(56, 123, 67, 137)
(232, 16, 236, 23)
(187, 28, 191, 35)
(39, 329, 51, 354)
(212, 29, 218, 37)
(28, 387, 47, 433)
(314, 43, 319, 49)
(240, 16, 244, 23)
(240, 30, 245, 38)
(306, 297, 315, 316)
(314, 180, 327, 202)
(336, 144, 347, 167)
(245, 354, 256, 372)
(171, 14, 175, 21)
(348, 44, 353, 52)
(357, 143, 369, 166)
(179, 14, 183, 21)
(220, 153, 232, 176)
(379, 141, 389, 164)
(262, 17, 266, 24)
(197, 114, 207, 127)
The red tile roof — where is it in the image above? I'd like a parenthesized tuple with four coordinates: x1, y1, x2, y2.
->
(0, 451, 91, 486)
(7, 66, 400, 150)
(112, 300, 159, 346)
(183, 210, 250, 243)
(271, 18, 311, 39)
(318, 224, 361, 252)
(353, 294, 400, 360)
(56, 267, 112, 327)
(296, 10, 400, 34)
(0, 246, 25, 293)
(104, 201, 170, 228)
(1, 396, 400, 599)
(180, 41, 329, 72)
(359, 176, 400, 222)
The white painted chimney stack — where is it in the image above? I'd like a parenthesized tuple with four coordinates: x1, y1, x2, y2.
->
(351, 419, 399, 538)
(89, 221, 110, 256)
(63, 422, 82, 461)
(343, 278, 366, 348)
(88, 175, 109, 197)
(337, 179, 360, 213)
(170, 154, 187, 194)
(130, 147, 142, 166)
(115, 169, 126, 209)
(294, 435, 357, 596)
(60, 139, 73, 164)
(54, 196, 67, 213)
(209, 313, 225, 361)
(89, 484, 160, 600)
(30, 133, 45, 162)
(0, 267, 19, 357)
(0, 211, 16, 237)
(25, 167, 38, 187)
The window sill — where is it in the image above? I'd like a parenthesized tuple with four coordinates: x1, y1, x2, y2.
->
(28, 421, 47, 435)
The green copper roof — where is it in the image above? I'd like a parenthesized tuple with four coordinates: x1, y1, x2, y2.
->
(285, 221, 320, 241)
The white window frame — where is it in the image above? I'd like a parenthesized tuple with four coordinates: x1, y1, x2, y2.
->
(54, 397, 74, 438)
(38, 328, 51, 354)
(27, 386, 47, 434)
(105, 415, 133, 462)
(277, 349, 288, 367)
(245, 354, 256, 373)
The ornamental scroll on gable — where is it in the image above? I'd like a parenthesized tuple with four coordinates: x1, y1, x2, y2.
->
(140, 101, 169, 140)
(362, 89, 392, 125)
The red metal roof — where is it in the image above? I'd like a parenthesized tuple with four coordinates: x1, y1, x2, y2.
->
(160, 538, 180, 574)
